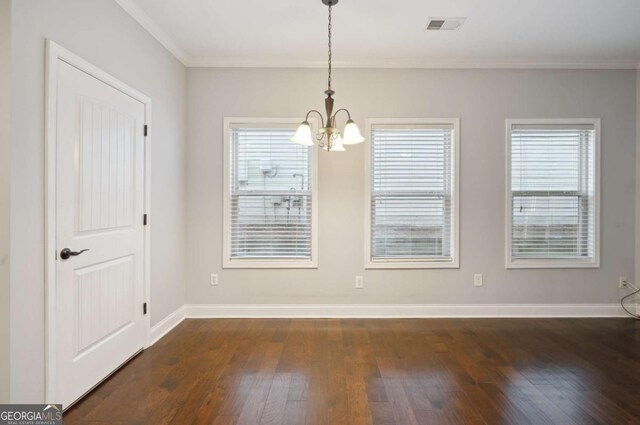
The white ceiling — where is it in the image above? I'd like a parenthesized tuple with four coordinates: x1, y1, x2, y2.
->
(116, 0, 640, 68)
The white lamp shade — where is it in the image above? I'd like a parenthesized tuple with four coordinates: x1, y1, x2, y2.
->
(290, 121, 314, 146)
(341, 120, 365, 145)
(324, 134, 346, 152)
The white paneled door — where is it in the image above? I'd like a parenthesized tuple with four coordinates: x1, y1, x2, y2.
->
(55, 60, 146, 408)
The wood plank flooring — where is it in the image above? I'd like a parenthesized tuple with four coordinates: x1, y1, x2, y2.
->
(64, 318, 640, 424)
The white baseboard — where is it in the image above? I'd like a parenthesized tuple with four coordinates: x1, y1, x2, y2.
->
(184, 303, 625, 318)
(145, 303, 626, 345)
(148, 306, 186, 346)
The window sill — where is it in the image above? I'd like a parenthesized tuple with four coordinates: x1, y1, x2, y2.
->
(223, 259, 318, 269)
(365, 260, 459, 270)
(506, 259, 599, 269)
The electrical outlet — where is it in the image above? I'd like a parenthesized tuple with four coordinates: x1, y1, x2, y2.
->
(474, 273, 483, 287)
(210, 273, 218, 286)
(355, 276, 364, 289)
(619, 277, 628, 289)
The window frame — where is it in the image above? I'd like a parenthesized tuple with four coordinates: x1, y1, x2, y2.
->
(364, 118, 461, 269)
(505, 118, 601, 269)
(222, 117, 319, 269)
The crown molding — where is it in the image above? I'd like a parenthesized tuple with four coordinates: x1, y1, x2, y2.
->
(185, 58, 640, 69)
(114, 0, 190, 65)
(115, 1, 640, 70)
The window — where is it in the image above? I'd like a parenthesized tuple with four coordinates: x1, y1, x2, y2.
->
(506, 119, 600, 268)
(223, 118, 318, 268)
(365, 119, 460, 268)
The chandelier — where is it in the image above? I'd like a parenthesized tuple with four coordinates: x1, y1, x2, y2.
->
(290, 0, 365, 152)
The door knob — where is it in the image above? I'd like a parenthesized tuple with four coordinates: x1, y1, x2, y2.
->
(60, 248, 90, 260)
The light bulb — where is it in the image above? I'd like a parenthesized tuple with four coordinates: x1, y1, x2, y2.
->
(290, 121, 314, 146)
(324, 134, 346, 152)
(341, 120, 365, 145)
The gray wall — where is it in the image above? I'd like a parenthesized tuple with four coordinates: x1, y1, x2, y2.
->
(0, 0, 11, 404)
(10, 0, 187, 403)
(187, 67, 636, 306)
(7, 1, 638, 402)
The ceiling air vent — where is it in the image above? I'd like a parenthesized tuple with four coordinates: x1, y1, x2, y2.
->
(425, 17, 466, 31)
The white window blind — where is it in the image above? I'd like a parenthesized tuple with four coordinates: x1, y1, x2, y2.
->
(227, 124, 313, 263)
(509, 123, 597, 265)
(369, 123, 457, 264)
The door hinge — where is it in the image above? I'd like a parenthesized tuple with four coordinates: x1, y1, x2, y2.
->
(144, 125, 148, 137)
(143, 302, 147, 315)
(143, 214, 148, 226)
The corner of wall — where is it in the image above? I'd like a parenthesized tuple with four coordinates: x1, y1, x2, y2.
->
(0, 0, 11, 404)
(636, 69, 640, 287)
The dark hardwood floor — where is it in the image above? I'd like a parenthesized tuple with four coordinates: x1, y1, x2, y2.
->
(64, 318, 640, 425)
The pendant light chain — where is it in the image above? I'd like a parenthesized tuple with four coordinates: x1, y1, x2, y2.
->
(327, 3, 332, 92)
(290, 0, 364, 151)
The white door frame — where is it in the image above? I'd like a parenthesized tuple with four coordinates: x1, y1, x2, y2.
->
(44, 40, 152, 404)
